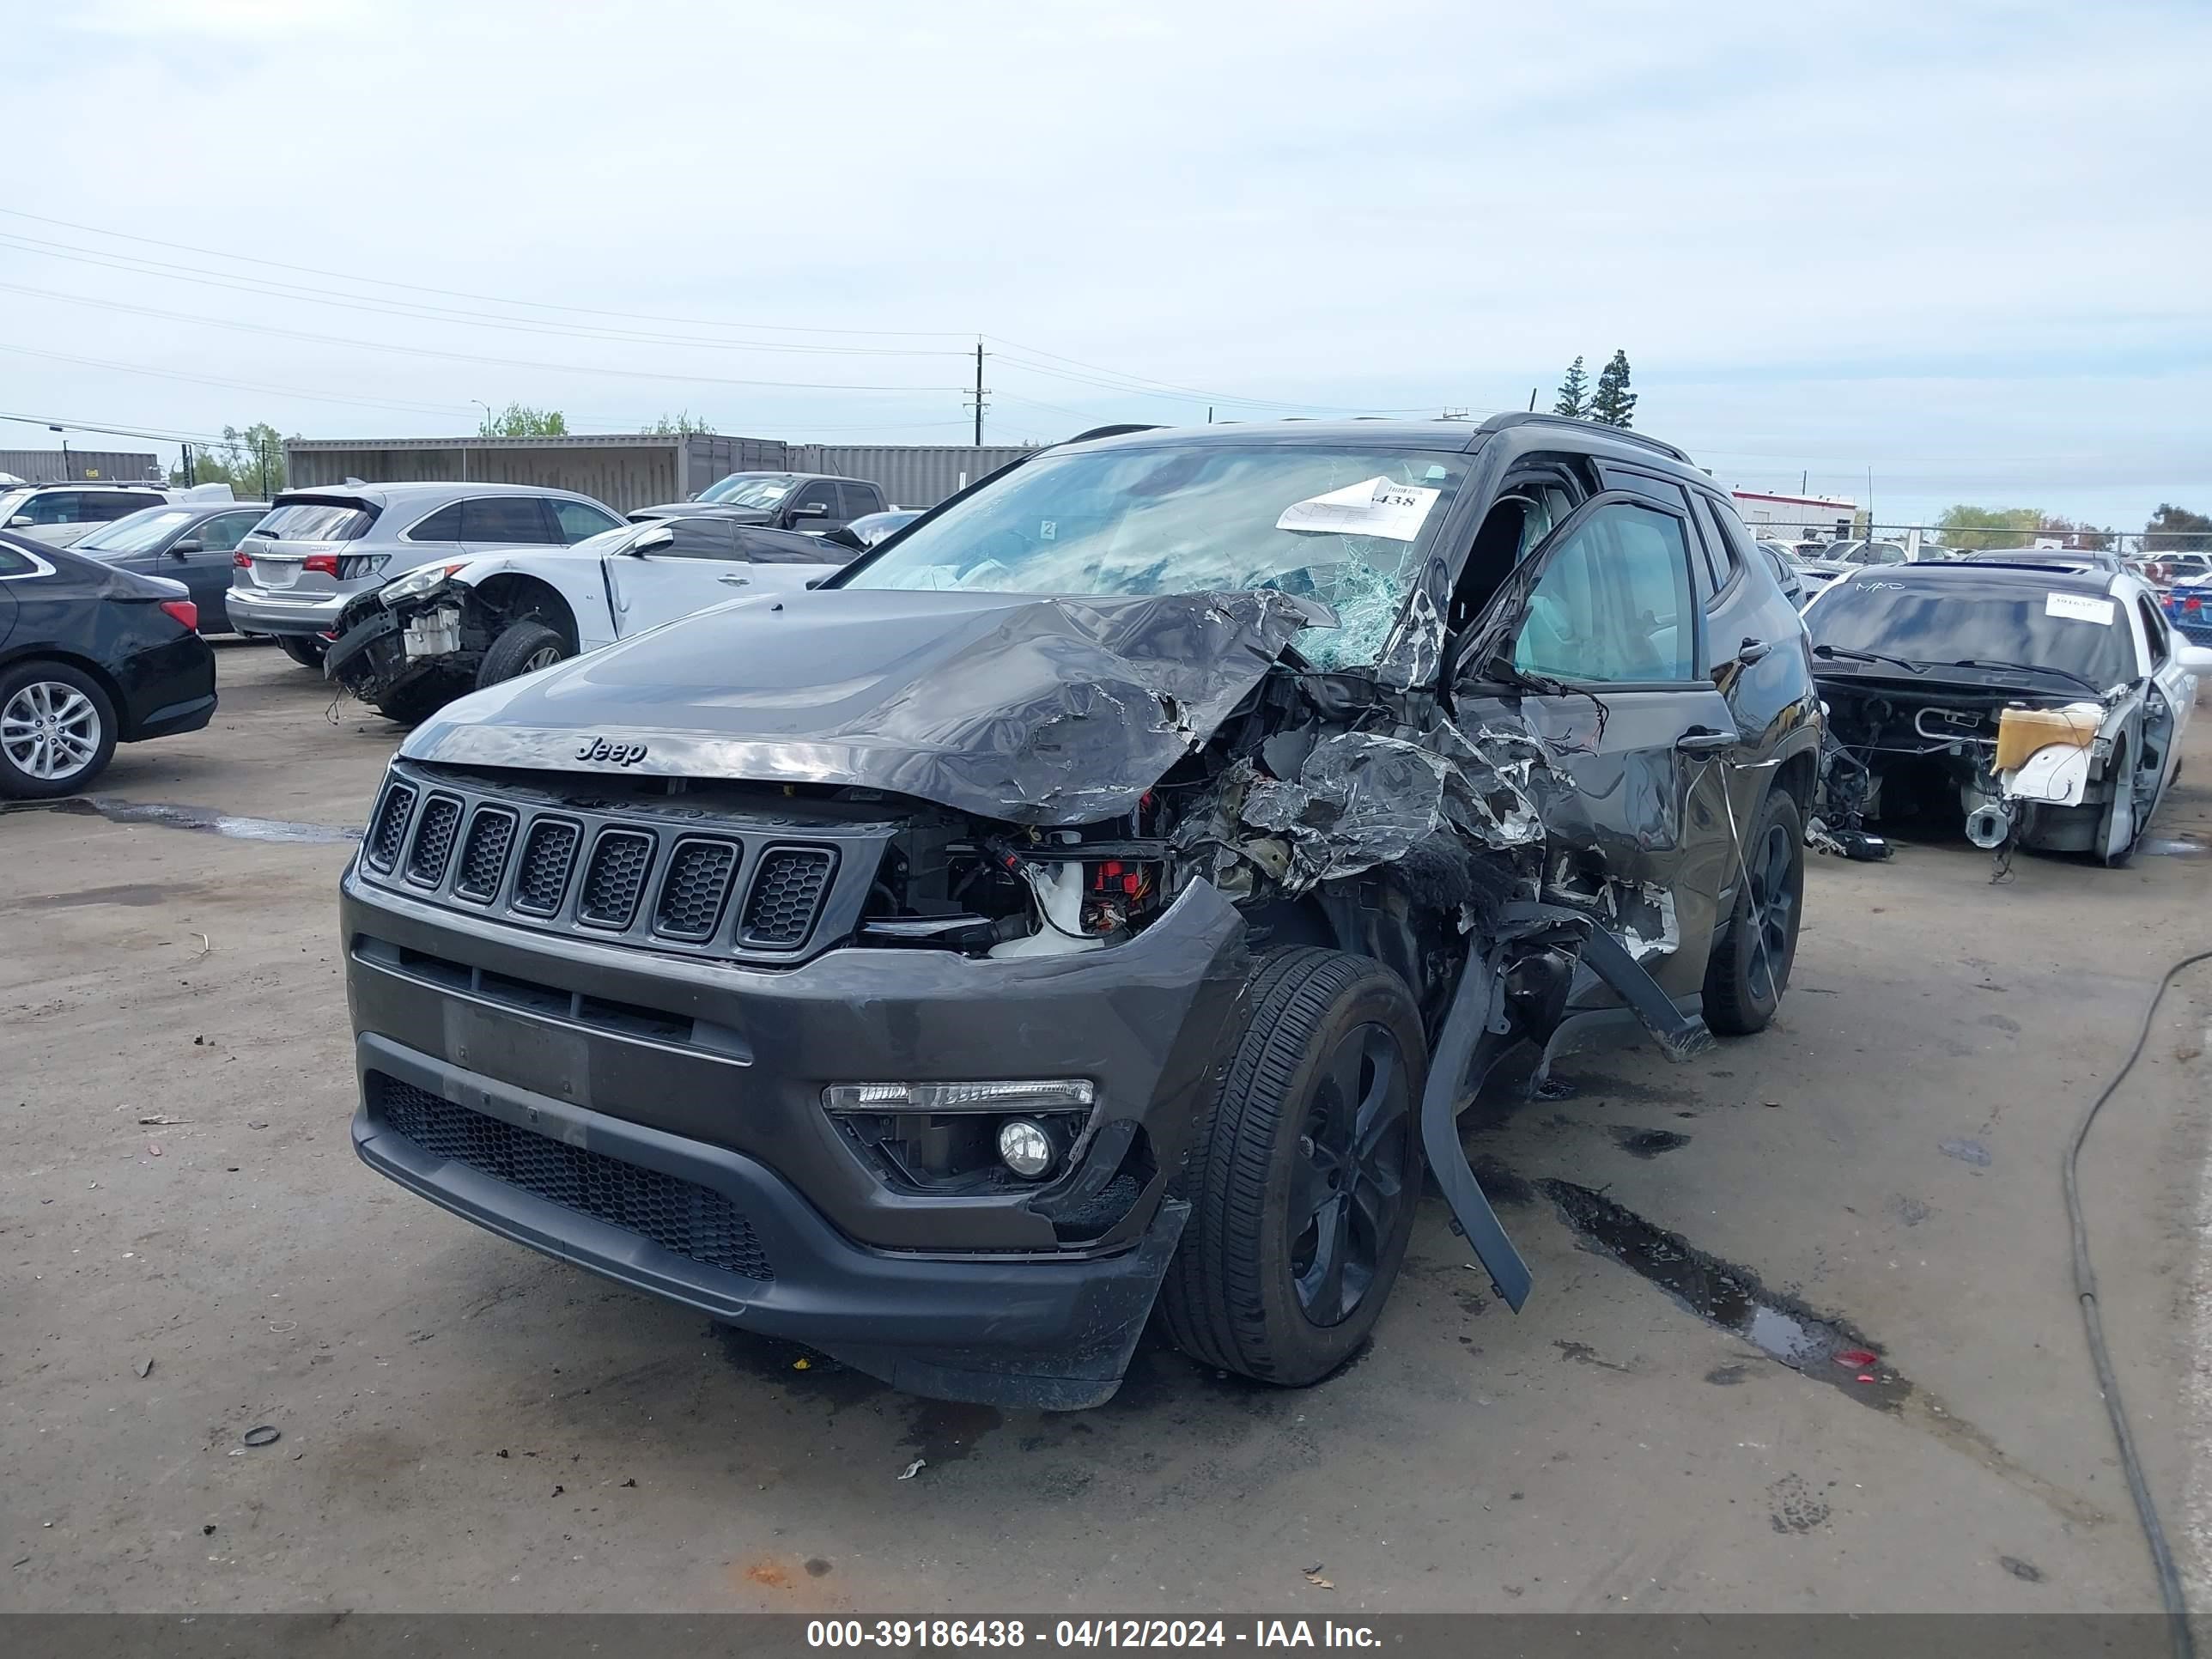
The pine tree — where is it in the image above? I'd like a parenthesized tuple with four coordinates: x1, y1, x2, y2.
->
(1552, 356, 1590, 418)
(1590, 350, 1637, 428)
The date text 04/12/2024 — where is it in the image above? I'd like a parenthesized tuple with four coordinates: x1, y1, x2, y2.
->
(805, 1622, 1382, 1650)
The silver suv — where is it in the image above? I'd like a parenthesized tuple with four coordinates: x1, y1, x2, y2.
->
(227, 483, 623, 666)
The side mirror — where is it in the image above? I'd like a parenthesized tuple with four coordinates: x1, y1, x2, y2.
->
(170, 538, 204, 555)
(789, 501, 829, 520)
(5, 514, 29, 528)
(2176, 645, 2212, 676)
(629, 525, 676, 556)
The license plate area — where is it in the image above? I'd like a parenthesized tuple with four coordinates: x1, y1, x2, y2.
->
(442, 998, 592, 1107)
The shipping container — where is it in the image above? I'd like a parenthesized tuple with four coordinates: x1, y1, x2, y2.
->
(0, 448, 162, 485)
(284, 435, 1040, 514)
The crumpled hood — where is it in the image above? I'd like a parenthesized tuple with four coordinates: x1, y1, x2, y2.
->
(400, 586, 1322, 824)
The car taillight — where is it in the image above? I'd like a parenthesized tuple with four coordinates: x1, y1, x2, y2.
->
(303, 552, 340, 576)
(2187, 597, 2203, 613)
(159, 599, 198, 630)
(232, 551, 252, 568)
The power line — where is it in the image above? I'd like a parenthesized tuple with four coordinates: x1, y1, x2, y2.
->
(0, 409, 240, 446)
(0, 207, 973, 340)
(0, 281, 969, 396)
(0, 230, 968, 360)
(0, 343, 479, 418)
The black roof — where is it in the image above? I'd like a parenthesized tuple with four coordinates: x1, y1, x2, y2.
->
(1059, 411, 1705, 477)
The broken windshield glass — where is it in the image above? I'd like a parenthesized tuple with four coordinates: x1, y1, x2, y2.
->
(839, 443, 1472, 671)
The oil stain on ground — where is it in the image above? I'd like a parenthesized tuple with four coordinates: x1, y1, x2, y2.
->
(1, 795, 361, 844)
(1542, 1178, 2107, 1525)
(1542, 1178, 1908, 1408)
(1607, 1126, 1692, 1158)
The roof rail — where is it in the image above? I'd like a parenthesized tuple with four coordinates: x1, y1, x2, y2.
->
(1061, 424, 1164, 445)
(1475, 411, 1692, 464)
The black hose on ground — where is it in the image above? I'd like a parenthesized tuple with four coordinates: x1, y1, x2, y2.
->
(2064, 947, 2212, 1659)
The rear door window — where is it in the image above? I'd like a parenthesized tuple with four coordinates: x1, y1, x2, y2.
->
(836, 482, 879, 519)
(406, 503, 465, 542)
(91, 492, 160, 521)
(658, 518, 743, 560)
(458, 496, 558, 544)
(200, 511, 263, 552)
(1698, 495, 1753, 593)
(738, 528, 851, 565)
(550, 499, 621, 544)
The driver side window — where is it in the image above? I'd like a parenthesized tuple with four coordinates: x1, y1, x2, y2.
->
(1513, 502, 1697, 683)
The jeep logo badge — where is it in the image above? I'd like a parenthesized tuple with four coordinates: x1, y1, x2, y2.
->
(574, 737, 648, 767)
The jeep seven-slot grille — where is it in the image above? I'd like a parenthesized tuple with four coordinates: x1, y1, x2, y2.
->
(404, 794, 463, 887)
(367, 782, 416, 872)
(653, 837, 739, 941)
(374, 1077, 772, 1280)
(512, 819, 580, 916)
(577, 830, 653, 929)
(740, 848, 836, 949)
(358, 773, 850, 958)
(453, 808, 516, 902)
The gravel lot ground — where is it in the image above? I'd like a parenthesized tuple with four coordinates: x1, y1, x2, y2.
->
(3, 641, 2209, 1615)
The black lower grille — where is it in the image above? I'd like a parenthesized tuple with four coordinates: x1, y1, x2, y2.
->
(376, 1078, 772, 1280)
(653, 837, 739, 940)
(405, 794, 463, 887)
(367, 782, 416, 872)
(512, 819, 580, 916)
(739, 848, 836, 949)
(453, 808, 516, 902)
(578, 829, 653, 929)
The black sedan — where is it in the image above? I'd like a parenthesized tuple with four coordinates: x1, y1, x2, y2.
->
(0, 531, 217, 798)
(69, 500, 270, 630)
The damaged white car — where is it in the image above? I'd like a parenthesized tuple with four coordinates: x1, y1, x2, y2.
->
(1806, 562, 2209, 866)
(324, 514, 859, 722)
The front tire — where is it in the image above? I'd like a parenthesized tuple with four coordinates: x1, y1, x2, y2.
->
(0, 662, 118, 799)
(276, 635, 326, 670)
(1159, 947, 1425, 1387)
(477, 619, 569, 690)
(1703, 788, 1804, 1035)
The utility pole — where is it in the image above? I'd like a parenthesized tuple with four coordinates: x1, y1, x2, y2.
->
(969, 339, 988, 445)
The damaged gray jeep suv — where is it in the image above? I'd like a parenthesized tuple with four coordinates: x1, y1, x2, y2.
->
(343, 414, 1820, 1408)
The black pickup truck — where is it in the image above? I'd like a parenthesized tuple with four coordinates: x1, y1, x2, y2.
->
(342, 414, 1820, 1408)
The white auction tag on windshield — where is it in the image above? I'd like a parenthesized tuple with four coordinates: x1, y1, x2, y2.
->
(1276, 476, 1439, 542)
(2045, 592, 2115, 624)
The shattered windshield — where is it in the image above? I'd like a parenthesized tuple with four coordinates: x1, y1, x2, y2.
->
(838, 443, 1472, 670)
(697, 473, 796, 509)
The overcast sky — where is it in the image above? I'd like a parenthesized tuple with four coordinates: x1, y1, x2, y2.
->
(3, 0, 2205, 528)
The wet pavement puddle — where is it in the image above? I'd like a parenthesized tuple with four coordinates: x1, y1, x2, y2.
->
(1, 794, 360, 844)
(1543, 1177, 1909, 1408)
(1539, 1176, 2106, 1522)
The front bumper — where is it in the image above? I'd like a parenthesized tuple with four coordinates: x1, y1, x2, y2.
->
(356, 1036, 1188, 1408)
(226, 586, 349, 636)
(343, 861, 1251, 1406)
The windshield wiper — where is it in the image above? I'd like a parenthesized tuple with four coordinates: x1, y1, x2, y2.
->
(1813, 644, 1925, 675)
(1945, 658, 2104, 696)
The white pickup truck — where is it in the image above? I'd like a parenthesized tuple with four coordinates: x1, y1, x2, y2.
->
(325, 512, 858, 722)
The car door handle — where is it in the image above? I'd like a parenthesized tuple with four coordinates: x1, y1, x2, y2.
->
(717, 574, 750, 586)
(1676, 728, 1738, 754)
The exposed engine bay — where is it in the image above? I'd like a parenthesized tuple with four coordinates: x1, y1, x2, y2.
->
(1814, 676, 2122, 862)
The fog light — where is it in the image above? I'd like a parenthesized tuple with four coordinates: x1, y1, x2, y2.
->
(997, 1118, 1055, 1179)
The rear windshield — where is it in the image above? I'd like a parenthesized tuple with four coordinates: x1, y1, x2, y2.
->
(252, 501, 374, 542)
(1809, 577, 2136, 689)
